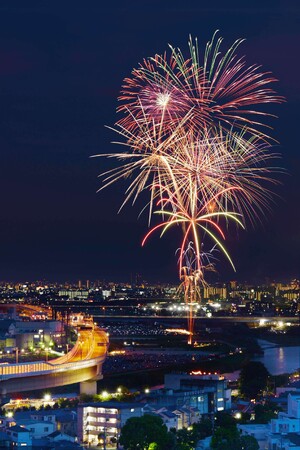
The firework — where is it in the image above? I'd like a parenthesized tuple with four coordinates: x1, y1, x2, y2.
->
(95, 124, 280, 225)
(179, 267, 202, 345)
(118, 31, 284, 139)
(95, 32, 283, 344)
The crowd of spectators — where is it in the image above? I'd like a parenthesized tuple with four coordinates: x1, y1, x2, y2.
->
(103, 349, 206, 374)
(102, 322, 167, 336)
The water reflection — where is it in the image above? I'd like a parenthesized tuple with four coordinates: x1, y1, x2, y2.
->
(254, 345, 300, 375)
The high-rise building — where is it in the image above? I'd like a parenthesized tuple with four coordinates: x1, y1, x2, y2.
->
(77, 401, 144, 447)
(203, 285, 227, 300)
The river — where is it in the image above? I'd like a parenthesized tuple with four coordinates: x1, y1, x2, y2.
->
(252, 339, 300, 375)
(223, 340, 300, 381)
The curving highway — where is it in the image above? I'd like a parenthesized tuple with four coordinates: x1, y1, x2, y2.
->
(0, 326, 109, 395)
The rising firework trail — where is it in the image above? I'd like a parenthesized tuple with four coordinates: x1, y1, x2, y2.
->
(95, 32, 283, 343)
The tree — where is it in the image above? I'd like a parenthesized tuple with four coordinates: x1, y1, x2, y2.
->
(175, 428, 194, 449)
(210, 426, 241, 450)
(254, 402, 278, 423)
(240, 435, 259, 450)
(215, 411, 236, 428)
(236, 412, 251, 424)
(176, 444, 193, 450)
(239, 361, 270, 398)
(191, 417, 212, 440)
(119, 414, 176, 450)
(175, 420, 213, 449)
(210, 422, 259, 450)
(148, 444, 159, 450)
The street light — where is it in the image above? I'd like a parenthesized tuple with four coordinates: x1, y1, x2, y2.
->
(44, 394, 51, 402)
(101, 391, 109, 399)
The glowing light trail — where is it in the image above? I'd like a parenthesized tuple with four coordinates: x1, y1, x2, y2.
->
(95, 32, 283, 344)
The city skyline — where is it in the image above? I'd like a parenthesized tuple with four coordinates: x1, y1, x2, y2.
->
(0, 2, 299, 282)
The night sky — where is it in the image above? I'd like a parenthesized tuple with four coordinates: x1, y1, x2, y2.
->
(0, 1, 299, 284)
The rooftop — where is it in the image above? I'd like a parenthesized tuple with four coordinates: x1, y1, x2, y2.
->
(9, 425, 30, 433)
(80, 401, 143, 409)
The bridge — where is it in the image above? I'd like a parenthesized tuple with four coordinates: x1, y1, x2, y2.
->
(93, 314, 300, 324)
(0, 326, 109, 396)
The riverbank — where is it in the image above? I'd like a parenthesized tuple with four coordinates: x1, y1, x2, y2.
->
(249, 325, 300, 347)
(99, 352, 248, 391)
(253, 344, 300, 375)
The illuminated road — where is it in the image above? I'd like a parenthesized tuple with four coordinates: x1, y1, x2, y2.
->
(0, 326, 109, 395)
(50, 327, 107, 364)
(93, 314, 299, 323)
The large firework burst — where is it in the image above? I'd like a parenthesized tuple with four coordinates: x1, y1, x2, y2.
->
(118, 31, 284, 139)
(95, 124, 280, 225)
(95, 32, 283, 343)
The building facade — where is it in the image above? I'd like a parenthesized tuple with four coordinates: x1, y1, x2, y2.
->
(77, 401, 144, 447)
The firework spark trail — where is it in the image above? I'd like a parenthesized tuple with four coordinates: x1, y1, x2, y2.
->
(179, 267, 202, 345)
(95, 32, 283, 343)
(94, 119, 281, 344)
(118, 31, 284, 140)
(176, 242, 216, 344)
(161, 128, 282, 226)
(94, 124, 281, 225)
(141, 183, 245, 275)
